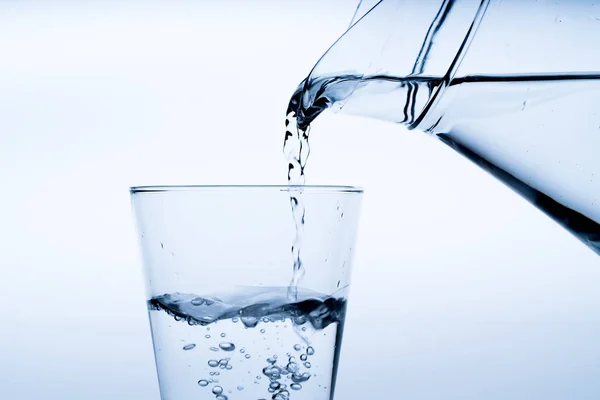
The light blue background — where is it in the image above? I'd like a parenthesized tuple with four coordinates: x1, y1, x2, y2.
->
(1, 1, 599, 399)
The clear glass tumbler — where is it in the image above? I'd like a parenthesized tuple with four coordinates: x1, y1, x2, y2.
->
(130, 185, 363, 400)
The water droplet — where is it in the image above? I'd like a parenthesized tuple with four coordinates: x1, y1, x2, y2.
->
(182, 344, 196, 351)
(208, 360, 219, 367)
(198, 380, 209, 387)
(212, 386, 223, 395)
(304, 361, 311, 368)
(306, 346, 315, 355)
(290, 383, 302, 390)
(245, 354, 251, 359)
(293, 344, 302, 351)
(220, 333, 226, 338)
(219, 342, 235, 352)
(237, 386, 244, 391)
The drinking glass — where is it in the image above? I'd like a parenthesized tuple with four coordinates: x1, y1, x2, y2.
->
(130, 185, 363, 400)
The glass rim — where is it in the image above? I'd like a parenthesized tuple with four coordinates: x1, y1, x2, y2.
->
(130, 185, 364, 194)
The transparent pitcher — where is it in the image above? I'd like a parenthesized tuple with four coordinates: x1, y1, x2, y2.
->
(289, 0, 600, 254)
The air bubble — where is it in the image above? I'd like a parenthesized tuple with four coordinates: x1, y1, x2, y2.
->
(291, 372, 311, 383)
(226, 365, 232, 370)
(287, 361, 299, 373)
(240, 316, 259, 328)
(290, 383, 302, 390)
(216, 395, 228, 400)
(208, 360, 219, 367)
(304, 361, 311, 368)
(218, 358, 229, 367)
(306, 346, 315, 355)
(198, 380, 209, 387)
(220, 333, 226, 338)
(182, 344, 196, 351)
(205, 334, 211, 339)
(219, 342, 235, 352)
(273, 390, 290, 400)
(293, 344, 302, 351)
(270, 382, 281, 390)
(300, 354, 307, 361)
(260, 329, 266, 334)
(267, 356, 278, 364)
(191, 297, 205, 306)
(245, 354, 251, 359)
(240, 348, 246, 354)
(212, 386, 223, 395)
(210, 347, 219, 352)
(232, 317, 239, 323)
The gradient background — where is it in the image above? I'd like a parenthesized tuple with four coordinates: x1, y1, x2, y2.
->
(1, 1, 599, 399)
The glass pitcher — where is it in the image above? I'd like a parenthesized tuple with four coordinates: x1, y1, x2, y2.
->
(289, 0, 600, 254)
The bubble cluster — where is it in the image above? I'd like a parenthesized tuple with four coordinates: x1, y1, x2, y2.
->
(260, 347, 315, 400)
